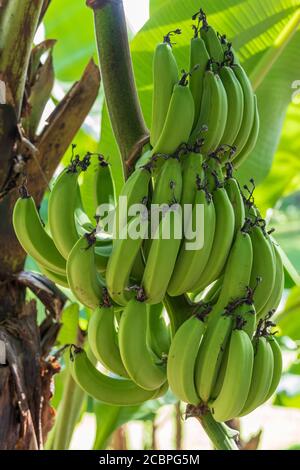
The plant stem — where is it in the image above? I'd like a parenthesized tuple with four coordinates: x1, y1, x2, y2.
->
(187, 405, 239, 450)
(0, 0, 44, 117)
(88, 0, 148, 169)
(250, 9, 300, 91)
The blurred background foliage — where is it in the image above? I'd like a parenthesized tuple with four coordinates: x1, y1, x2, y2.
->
(28, 0, 300, 449)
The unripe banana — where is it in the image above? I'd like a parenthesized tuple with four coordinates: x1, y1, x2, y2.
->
(195, 276, 223, 305)
(200, 23, 224, 63)
(191, 186, 235, 292)
(168, 188, 216, 296)
(234, 300, 256, 339)
(67, 234, 105, 309)
(142, 205, 182, 304)
(152, 157, 182, 206)
(257, 243, 284, 321)
(94, 159, 115, 216)
(152, 77, 195, 155)
(167, 313, 207, 405)
(13, 194, 66, 275)
(234, 95, 259, 168)
(224, 175, 245, 234)
(265, 336, 283, 401)
(180, 151, 203, 206)
(195, 312, 234, 402)
(239, 336, 274, 416)
(190, 70, 228, 154)
(48, 166, 83, 259)
(231, 63, 255, 157)
(37, 263, 69, 288)
(189, 35, 210, 128)
(210, 328, 254, 422)
(151, 38, 179, 146)
(119, 299, 167, 390)
(249, 226, 276, 315)
(88, 305, 128, 378)
(218, 65, 244, 147)
(107, 215, 148, 306)
(70, 347, 166, 406)
(147, 303, 171, 358)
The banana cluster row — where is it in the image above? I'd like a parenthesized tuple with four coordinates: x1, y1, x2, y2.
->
(150, 9, 259, 167)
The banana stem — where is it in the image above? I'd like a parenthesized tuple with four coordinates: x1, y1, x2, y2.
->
(87, 0, 148, 169)
(250, 9, 300, 91)
(186, 404, 239, 450)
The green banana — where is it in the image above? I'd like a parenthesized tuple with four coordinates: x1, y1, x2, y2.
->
(107, 215, 148, 306)
(210, 328, 254, 422)
(195, 312, 234, 402)
(150, 35, 179, 146)
(88, 305, 128, 378)
(70, 347, 166, 406)
(196, 276, 224, 304)
(48, 166, 83, 259)
(191, 186, 235, 292)
(94, 159, 115, 217)
(224, 174, 245, 234)
(190, 69, 228, 154)
(13, 194, 66, 275)
(218, 65, 244, 147)
(37, 263, 69, 288)
(167, 314, 207, 405)
(231, 63, 255, 157)
(152, 75, 195, 155)
(168, 188, 216, 296)
(147, 304, 171, 358)
(180, 151, 203, 206)
(152, 157, 182, 206)
(67, 234, 105, 309)
(239, 336, 274, 416)
(264, 335, 283, 401)
(257, 243, 284, 321)
(142, 205, 182, 304)
(119, 299, 167, 390)
(200, 22, 224, 64)
(234, 95, 260, 168)
(234, 300, 256, 339)
(249, 226, 276, 314)
(189, 34, 210, 128)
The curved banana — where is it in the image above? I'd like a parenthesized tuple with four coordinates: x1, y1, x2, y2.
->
(257, 243, 284, 321)
(189, 34, 210, 128)
(265, 335, 283, 401)
(218, 65, 244, 147)
(94, 160, 115, 216)
(48, 167, 83, 259)
(200, 22, 224, 64)
(37, 263, 69, 288)
(88, 305, 128, 378)
(67, 234, 105, 309)
(70, 347, 166, 406)
(210, 328, 254, 422)
(195, 276, 223, 304)
(167, 314, 206, 405)
(250, 226, 276, 314)
(147, 303, 171, 358)
(231, 64, 255, 157)
(234, 95, 259, 168)
(142, 205, 182, 304)
(119, 299, 167, 390)
(168, 188, 216, 296)
(234, 300, 256, 339)
(107, 215, 148, 306)
(152, 75, 195, 155)
(191, 70, 228, 154)
(180, 151, 203, 206)
(191, 186, 235, 292)
(195, 312, 234, 402)
(151, 37, 179, 146)
(239, 336, 274, 416)
(224, 175, 245, 234)
(13, 195, 66, 275)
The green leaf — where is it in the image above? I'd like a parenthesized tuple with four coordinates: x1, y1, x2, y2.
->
(57, 303, 79, 346)
(44, 0, 96, 81)
(277, 286, 300, 340)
